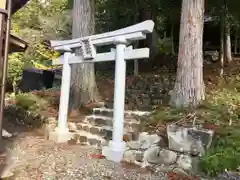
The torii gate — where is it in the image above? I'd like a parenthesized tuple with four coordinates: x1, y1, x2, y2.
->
(50, 20, 155, 162)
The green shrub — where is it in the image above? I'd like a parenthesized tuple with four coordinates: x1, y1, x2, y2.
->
(157, 37, 173, 55)
(15, 93, 48, 111)
(8, 53, 25, 92)
(151, 106, 186, 123)
(198, 76, 240, 176)
(200, 126, 240, 176)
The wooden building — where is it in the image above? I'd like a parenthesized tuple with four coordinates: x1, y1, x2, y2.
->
(0, 0, 30, 140)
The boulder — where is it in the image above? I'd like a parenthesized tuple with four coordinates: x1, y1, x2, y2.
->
(176, 154, 193, 171)
(123, 150, 143, 163)
(125, 133, 163, 154)
(126, 141, 142, 150)
(138, 132, 162, 150)
(143, 146, 178, 165)
(2, 129, 12, 138)
(167, 125, 214, 155)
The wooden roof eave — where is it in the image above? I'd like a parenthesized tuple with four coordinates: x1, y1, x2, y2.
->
(9, 34, 28, 53)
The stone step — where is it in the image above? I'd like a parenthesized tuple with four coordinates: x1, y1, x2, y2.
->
(69, 121, 140, 141)
(70, 130, 107, 147)
(86, 115, 112, 126)
(84, 115, 140, 127)
(93, 108, 151, 118)
(78, 123, 113, 138)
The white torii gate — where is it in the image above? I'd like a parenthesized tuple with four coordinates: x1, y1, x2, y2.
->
(50, 20, 155, 162)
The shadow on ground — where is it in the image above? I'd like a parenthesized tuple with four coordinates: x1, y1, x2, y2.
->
(0, 108, 45, 179)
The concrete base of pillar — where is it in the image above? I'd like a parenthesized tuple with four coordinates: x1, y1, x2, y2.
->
(102, 140, 126, 163)
(48, 128, 73, 143)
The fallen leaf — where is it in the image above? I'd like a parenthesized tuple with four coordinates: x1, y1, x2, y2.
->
(89, 154, 105, 159)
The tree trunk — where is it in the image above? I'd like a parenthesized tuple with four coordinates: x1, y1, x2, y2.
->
(234, 35, 238, 54)
(138, 4, 158, 60)
(133, 0, 139, 76)
(225, 23, 232, 62)
(219, 5, 225, 76)
(171, 22, 175, 54)
(170, 0, 205, 107)
(70, 0, 99, 110)
(224, 0, 232, 63)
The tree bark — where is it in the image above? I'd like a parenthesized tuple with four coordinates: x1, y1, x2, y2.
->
(234, 35, 238, 54)
(70, 0, 99, 110)
(138, 3, 158, 60)
(171, 22, 175, 54)
(224, 0, 232, 63)
(219, 5, 225, 76)
(225, 23, 232, 62)
(170, 0, 205, 107)
(133, 0, 139, 76)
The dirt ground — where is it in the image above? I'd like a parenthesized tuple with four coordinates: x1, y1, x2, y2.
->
(0, 121, 170, 180)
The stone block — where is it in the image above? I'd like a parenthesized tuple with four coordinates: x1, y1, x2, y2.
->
(126, 141, 142, 150)
(48, 130, 74, 143)
(76, 123, 83, 130)
(103, 110, 113, 117)
(90, 126, 100, 135)
(95, 117, 112, 126)
(123, 150, 144, 163)
(99, 128, 112, 140)
(130, 122, 141, 132)
(88, 138, 100, 146)
(79, 135, 88, 143)
(176, 154, 193, 171)
(143, 146, 177, 165)
(68, 122, 78, 131)
(167, 125, 214, 155)
(123, 132, 134, 142)
(139, 132, 162, 149)
(83, 125, 90, 132)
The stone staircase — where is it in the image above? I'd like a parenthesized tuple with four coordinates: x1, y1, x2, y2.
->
(66, 108, 150, 147)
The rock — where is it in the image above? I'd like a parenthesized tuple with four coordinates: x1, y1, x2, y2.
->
(47, 117, 57, 124)
(176, 154, 192, 171)
(126, 132, 163, 150)
(188, 128, 214, 149)
(143, 146, 177, 165)
(123, 150, 143, 163)
(217, 172, 240, 180)
(191, 139, 205, 156)
(167, 125, 214, 155)
(204, 50, 219, 62)
(154, 164, 176, 173)
(139, 132, 162, 149)
(123, 132, 135, 142)
(126, 141, 142, 150)
(68, 122, 78, 131)
(2, 129, 12, 138)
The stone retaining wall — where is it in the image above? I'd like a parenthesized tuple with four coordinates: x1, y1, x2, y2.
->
(125, 74, 176, 110)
